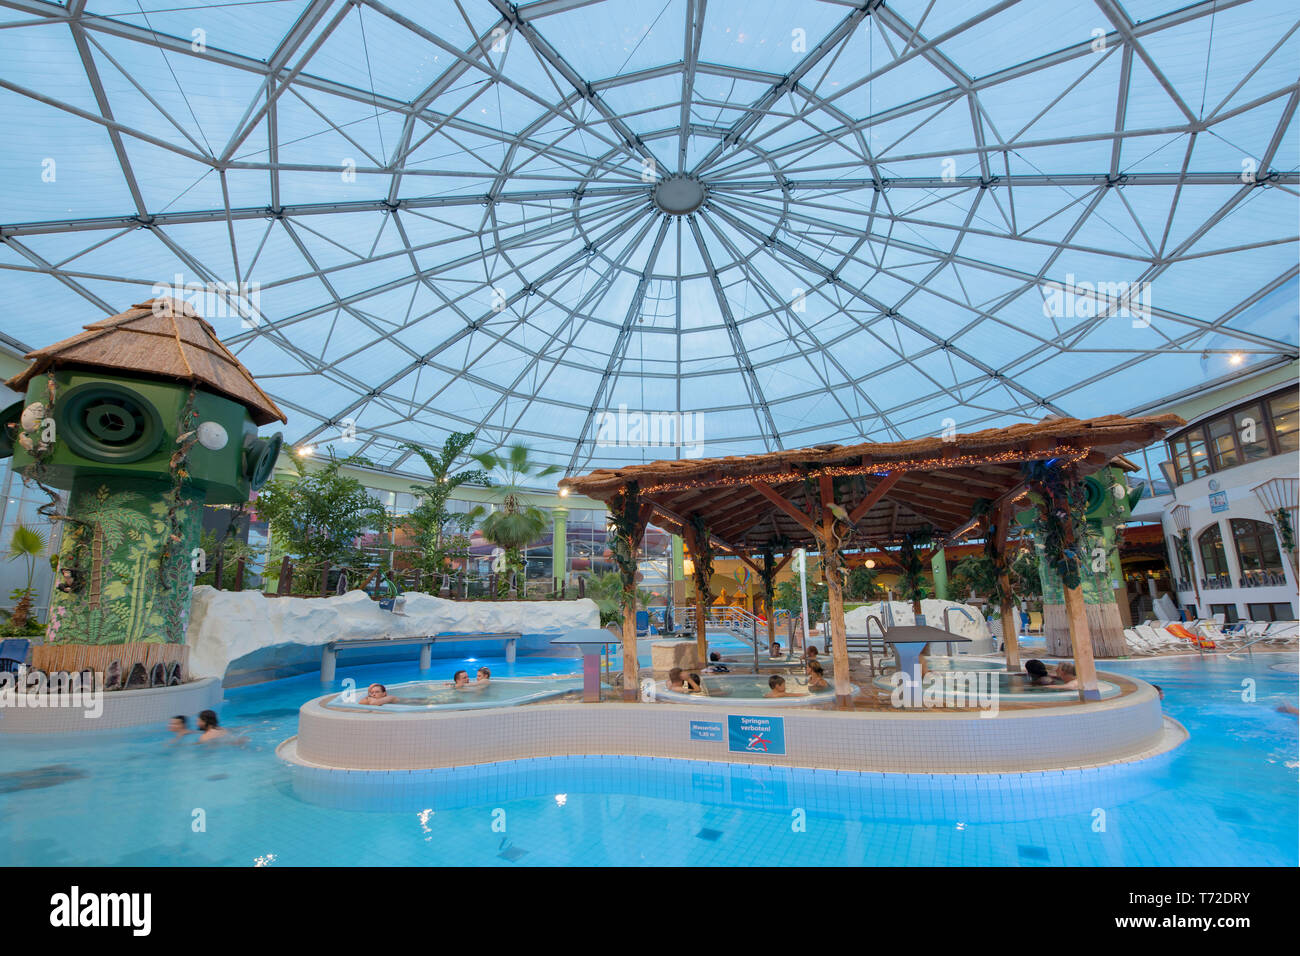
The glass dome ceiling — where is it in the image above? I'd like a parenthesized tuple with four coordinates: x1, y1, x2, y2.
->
(1, 0, 1296, 477)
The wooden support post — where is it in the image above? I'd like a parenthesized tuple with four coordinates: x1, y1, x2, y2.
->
(277, 556, 292, 596)
(682, 522, 710, 668)
(762, 551, 776, 658)
(213, 550, 224, 591)
(234, 556, 245, 592)
(1063, 583, 1102, 700)
(818, 475, 853, 710)
(994, 502, 1021, 672)
(577, 576, 585, 599)
(320, 561, 330, 597)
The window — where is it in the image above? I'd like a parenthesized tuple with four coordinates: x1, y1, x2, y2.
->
(1164, 387, 1299, 484)
(1231, 518, 1284, 585)
(1209, 603, 1239, 624)
(1233, 404, 1270, 463)
(1246, 602, 1295, 622)
(1206, 416, 1239, 470)
(1269, 392, 1298, 453)
(1197, 524, 1230, 582)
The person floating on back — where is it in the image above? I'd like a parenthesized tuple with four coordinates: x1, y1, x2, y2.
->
(704, 651, 730, 674)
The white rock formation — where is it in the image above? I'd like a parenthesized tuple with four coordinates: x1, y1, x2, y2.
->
(844, 599, 995, 654)
(186, 586, 600, 681)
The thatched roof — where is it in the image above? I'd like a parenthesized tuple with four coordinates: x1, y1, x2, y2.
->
(4, 297, 285, 426)
(560, 413, 1183, 554)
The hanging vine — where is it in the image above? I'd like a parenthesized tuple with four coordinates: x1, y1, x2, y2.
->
(1273, 508, 1295, 552)
(157, 386, 199, 596)
(606, 481, 641, 611)
(1021, 459, 1088, 590)
(971, 496, 1015, 609)
(687, 512, 716, 608)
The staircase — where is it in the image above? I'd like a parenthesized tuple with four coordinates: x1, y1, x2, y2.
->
(704, 607, 766, 650)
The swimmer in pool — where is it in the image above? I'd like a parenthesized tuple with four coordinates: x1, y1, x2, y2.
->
(769, 641, 783, 659)
(667, 667, 687, 692)
(167, 715, 194, 743)
(806, 661, 829, 692)
(196, 709, 228, 743)
(1024, 659, 1055, 686)
(449, 669, 470, 689)
(764, 675, 794, 698)
(462, 666, 491, 690)
(358, 683, 396, 706)
(1053, 662, 1078, 690)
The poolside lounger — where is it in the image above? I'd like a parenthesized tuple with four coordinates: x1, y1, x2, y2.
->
(0, 638, 30, 674)
(1123, 628, 1157, 655)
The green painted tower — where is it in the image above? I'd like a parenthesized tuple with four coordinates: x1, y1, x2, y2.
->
(1, 298, 284, 660)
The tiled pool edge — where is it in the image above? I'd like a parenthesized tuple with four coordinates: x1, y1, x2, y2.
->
(283, 674, 1180, 775)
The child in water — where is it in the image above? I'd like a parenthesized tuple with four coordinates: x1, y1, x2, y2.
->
(764, 675, 794, 698)
(806, 661, 829, 692)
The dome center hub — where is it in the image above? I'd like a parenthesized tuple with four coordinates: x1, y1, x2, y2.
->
(652, 176, 706, 216)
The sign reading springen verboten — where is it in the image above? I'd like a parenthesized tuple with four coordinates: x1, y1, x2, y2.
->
(727, 714, 786, 755)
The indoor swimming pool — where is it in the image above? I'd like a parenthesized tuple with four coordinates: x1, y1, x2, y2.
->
(0, 649, 1294, 866)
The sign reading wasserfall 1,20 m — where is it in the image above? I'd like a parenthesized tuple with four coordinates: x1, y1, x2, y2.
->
(727, 714, 786, 756)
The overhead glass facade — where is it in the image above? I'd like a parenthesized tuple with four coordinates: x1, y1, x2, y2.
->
(0, 0, 1296, 476)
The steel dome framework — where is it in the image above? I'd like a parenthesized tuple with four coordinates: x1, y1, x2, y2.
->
(0, 0, 1297, 476)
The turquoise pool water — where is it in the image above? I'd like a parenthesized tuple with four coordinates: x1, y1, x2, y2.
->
(327, 677, 582, 711)
(653, 672, 855, 705)
(0, 642, 1294, 866)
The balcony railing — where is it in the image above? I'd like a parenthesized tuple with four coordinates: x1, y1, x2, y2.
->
(1201, 574, 1234, 590)
(1240, 569, 1288, 588)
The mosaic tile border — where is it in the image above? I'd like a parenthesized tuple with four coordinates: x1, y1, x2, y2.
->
(285, 675, 1178, 774)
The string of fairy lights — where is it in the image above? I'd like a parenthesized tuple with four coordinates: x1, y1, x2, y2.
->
(621, 445, 1093, 497)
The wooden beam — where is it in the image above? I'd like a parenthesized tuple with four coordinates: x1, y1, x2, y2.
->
(749, 481, 818, 536)
(848, 470, 902, 523)
(646, 499, 764, 575)
(818, 474, 853, 710)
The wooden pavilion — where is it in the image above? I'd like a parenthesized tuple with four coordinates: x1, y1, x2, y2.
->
(560, 413, 1183, 708)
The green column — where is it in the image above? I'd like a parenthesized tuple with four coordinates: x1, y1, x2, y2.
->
(47, 474, 204, 645)
(930, 548, 949, 600)
(551, 506, 568, 583)
(672, 534, 685, 581)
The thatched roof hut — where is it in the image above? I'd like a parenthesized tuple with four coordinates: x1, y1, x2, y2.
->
(4, 297, 285, 425)
(560, 413, 1183, 552)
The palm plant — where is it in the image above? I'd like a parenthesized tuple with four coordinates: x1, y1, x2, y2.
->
(401, 434, 490, 586)
(471, 444, 559, 594)
(5, 523, 47, 631)
(585, 570, 654, 627)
